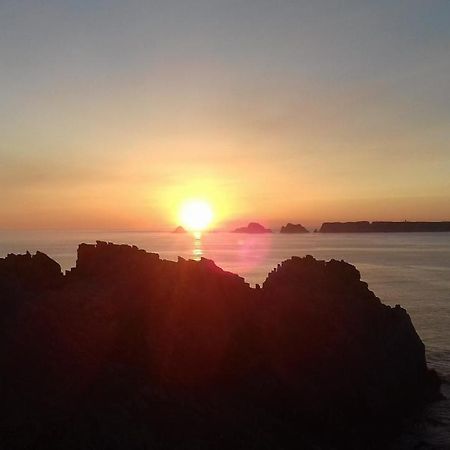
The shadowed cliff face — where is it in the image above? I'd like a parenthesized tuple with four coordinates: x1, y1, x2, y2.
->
(0, 242, 441, 450)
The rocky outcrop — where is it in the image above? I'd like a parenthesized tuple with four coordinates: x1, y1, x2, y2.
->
(0, 242, 441, 450)
(172, 225, 187, 233)
(232, 222, 272, 233)
(280, 223, 309, 233)
(320, 221, 450, 233)
(0, 250, 63, 292)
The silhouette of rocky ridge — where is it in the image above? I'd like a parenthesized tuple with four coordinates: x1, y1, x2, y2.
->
(320, 221, 450, 233)
(280, 223, 309, 233)
(233, 222, 272, 233)
(0, 242, 441, 449)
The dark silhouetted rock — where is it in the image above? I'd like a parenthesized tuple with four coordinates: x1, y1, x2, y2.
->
(0, 250, 63, 292)
(233, 222, 272, 233)
(280, 223, 309, 233)
(0, 243, 441, 450)
(320, 221, 450, 233)
(172, 225, 187, 233)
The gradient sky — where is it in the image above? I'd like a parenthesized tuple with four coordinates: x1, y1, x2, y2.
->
(1, 0, 449, 230)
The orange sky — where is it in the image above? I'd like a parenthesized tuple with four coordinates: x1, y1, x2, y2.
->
(1, 1, 449, 230)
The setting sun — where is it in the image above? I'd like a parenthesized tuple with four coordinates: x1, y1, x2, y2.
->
(179, 200, 213, 231)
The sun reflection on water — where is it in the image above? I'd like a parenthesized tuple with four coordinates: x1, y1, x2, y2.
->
(193, 231, 203, 261)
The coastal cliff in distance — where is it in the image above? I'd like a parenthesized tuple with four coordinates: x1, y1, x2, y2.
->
(0, 242, 441, 450)
(320, 221, 450, 233)
(280, 223, 309, 233)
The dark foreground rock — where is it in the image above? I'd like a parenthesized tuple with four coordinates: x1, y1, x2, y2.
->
(320, 221, 450, 233)
(280, 223, 309, 233)
(233, 222, 272, 233)
(0, 242, 441, 450)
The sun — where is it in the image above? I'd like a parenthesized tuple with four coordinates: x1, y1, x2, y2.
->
(179, 199, 214, 231)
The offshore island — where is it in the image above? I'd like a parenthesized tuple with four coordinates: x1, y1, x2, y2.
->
(280, 223, 309, 233)
(232, 222, 272, 233)
(0, 241, 441, 450)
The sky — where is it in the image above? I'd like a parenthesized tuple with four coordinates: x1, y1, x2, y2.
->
(1, 0, 449, 230)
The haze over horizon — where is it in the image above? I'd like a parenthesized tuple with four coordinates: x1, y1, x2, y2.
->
(1, 0, 449, 230)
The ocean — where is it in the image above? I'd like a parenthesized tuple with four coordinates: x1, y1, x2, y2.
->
(1, 230, 449, 448)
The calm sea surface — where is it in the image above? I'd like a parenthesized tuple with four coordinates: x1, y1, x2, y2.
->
(1, 231, 449, 448)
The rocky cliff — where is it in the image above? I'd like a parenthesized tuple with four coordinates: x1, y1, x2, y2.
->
(320, 221, 450, 233)
(0, 242, 441, 449)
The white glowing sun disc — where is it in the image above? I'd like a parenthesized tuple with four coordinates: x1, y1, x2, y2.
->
(180, 200, 213, 231)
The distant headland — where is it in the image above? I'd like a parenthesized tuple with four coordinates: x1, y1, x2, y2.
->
(319, 221, 450, 233)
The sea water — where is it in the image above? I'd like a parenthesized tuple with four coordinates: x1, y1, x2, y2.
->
(1, 231, 449, 448)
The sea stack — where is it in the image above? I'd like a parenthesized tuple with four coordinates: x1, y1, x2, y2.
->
(232, 222, 272, 233)
(280, 223, 309, 233)
(172, 225, 187, 233)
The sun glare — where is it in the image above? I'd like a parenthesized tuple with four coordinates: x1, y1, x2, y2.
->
(179, 200, 214, 231)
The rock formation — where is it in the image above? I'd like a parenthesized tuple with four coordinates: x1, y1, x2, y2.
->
(320, 221, 450, 233)
(0, 242, 441, 449)
(280, 223, 309, 233)
(172, 225, 187, 233)
(232, 222, 272, 233)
